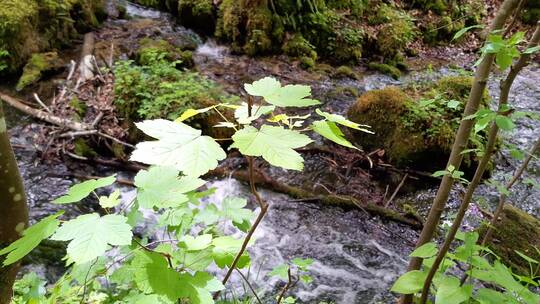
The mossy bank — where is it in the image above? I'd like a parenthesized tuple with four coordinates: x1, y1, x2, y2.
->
(133, 0, 488, 71)
(0, 0, 107, 76)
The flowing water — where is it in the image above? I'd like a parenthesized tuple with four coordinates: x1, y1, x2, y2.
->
(6, 2, 540, 303)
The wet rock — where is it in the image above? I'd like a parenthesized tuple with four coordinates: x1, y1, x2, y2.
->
(16, 52, 65, 91)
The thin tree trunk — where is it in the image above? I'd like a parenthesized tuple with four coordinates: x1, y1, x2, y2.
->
(399, 0, 521, 302)
(418, 23, 540, 303)
(0, 101, 29, 304)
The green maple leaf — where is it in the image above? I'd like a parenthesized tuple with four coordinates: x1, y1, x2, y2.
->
(0, 212, 63, 266)
(131, 251, 182, 301)
(315, 109, 373, 133)
(53, 175, 116, 204)
(234, 102, 275, 124)
(211, 236, 250, 269)
(312, 120, 357, 149)
(180, 234, 213, 251)
(134, 166, 205, 209)
(178, 271, 224, 304)
(99, 189, 121, 208)
(131, 119, 226, 177)
(244, 77, 320, 107)
(50, 213, 132, 264)
(231, 125, 312, 170)
(221, 197, 254, 229)
(269, 264, 289, 280)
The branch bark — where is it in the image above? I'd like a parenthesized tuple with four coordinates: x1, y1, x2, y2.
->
(0, 92, 90, 131)
(417, 22, 540, 304)
(0, 102, 29, 304)
(400, 0, 522, 302)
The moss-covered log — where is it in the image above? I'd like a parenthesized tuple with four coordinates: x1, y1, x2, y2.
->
(209, 167, 423, 229)
(479, 205, 540, 276)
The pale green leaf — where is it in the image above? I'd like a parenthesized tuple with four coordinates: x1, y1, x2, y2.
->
(176, 106, 216, 122)
(99, 189, 121, 208)
(291, 257, 313, 270)
(312, 120, 357, 149)
(0, 212, 63, 266)
(51, 213, 132, 264)
(269, 264, 289, 280)
(315, 109, 373, 133)
(234, 102, 275, 124)
(390, 270, 427, 294)
(134, 166, 205, 209)
(131, 119, 226, 177)
(53, 175, 116, 204)
(231, 125, 312, 170)
(409, 242, 438, 258)
(452, 25, 484, 41)
(221, 197, 254, 225)
(244, 77, 281, 97)
(180, 234, 213, 251)
(244, 77, 320, 107)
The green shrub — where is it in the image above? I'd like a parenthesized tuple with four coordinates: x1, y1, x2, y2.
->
(114, 54, 237, 122)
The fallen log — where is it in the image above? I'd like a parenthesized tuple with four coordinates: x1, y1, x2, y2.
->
(0, 92, 90, 131)
(61, 154, 423, 229)
(208, 167, 424, 229)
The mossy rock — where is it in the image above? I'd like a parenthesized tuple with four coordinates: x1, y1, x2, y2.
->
(178, 0, 216, 34)
(0, 0, 106, 75)
(16, 52, 64, 91)
(136, 38, 194, 68)
(282, 34, 317, 60)
(522, 0, 540, 24)
(347, 76, 490, 172)
(479, 205, 540, 275)
(333, 66, 359, 79)
(368, 62, 401, 79)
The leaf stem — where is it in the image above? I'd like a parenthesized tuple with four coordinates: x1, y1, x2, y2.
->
(213, 96, 269, 300)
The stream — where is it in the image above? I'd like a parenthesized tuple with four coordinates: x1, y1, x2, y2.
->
(5, 2, 540, 303)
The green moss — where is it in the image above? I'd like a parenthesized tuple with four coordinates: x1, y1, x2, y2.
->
(522, 0, 540, 24)
(69, 96, 87, 119)
(377, 18, 416, 59)
(413, 0, 447, 14)
(136, 38, 194, 68)
(479, 205, 540, 275)
(178, 0, 215, 34)
(299, 56, 315, 69)
(74, 138, 97, 157)
(0, 0, 106, 75)
(347, 76, 490, 171)
(282, 34, 317, 60)
(16, 52, 63, 91)
(368, 62, 401, 80)
(333, 66, 358, 79)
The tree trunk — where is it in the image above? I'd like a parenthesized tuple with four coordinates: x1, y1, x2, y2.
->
(399, 0, 521, 302)
(0, 101, 29, 304)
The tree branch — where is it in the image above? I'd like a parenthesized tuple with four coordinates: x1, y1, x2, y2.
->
(418, 21, 540, 304)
